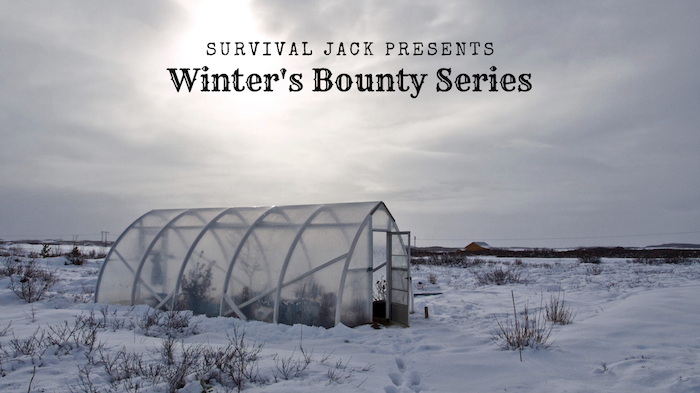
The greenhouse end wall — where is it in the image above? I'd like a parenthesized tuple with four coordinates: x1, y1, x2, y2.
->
(95, 202, 407, 328)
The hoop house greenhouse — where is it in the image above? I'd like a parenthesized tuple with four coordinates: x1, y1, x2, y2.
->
(95, 202, 412, 328)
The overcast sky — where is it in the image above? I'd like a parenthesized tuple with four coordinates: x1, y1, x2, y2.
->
(1, 0, 699, 248)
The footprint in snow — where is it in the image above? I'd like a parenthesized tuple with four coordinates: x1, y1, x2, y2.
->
(385, 356, 424, 393)
(395, 357, 406, 372)
(389, 372, 403, 386)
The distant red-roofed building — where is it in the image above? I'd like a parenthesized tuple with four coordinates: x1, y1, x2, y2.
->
(465, 242, 491, 251)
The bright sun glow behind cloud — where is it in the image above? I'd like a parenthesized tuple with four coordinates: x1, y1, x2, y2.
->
(165, 0, 295, 125)
(176, 0, 261, 57)
(152, 0, 341, 198)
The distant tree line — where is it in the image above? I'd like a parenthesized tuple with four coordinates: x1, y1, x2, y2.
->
(412, 246, 700, 260)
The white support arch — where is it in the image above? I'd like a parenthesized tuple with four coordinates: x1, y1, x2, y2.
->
(219, 206, 284, 318)
(130, 209, 197, 307)
(160, 208, 237, 310)
(334, 211, 373, 325)
(273, 204, 332, 323)
(95, 209, 171, 303)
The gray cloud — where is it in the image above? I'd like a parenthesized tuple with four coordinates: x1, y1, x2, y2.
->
(1, 1, 699, 247)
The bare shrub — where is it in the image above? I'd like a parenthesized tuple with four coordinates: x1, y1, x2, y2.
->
(200, 325, 265, 392)
(325, 358, 371, 386)
(6, 245, 26, 257)
(1, 318, 108, 369)
(0, 320, 12, 336)
(458, 257, 488, 268)
(0, 350, 5, 377)
(162, 309, 198, 336)
(586, 264, 604, 275)
(71, 284, 96, 303)
(427, 273, 438, 285)
(91, 305, 130, 332)
(492, 296, 553, 351)
(476, 266, 529, 286)
(84, 248, 108, 259)
(136, 308, 161, 332)
(1, 256, 23, 276)
(424, 253, 454, 265)
(68, 365, 104, 393)
(631, 256, 658, 265)
(578, 255, 602, 264)
(75, 309, 107, 330)
(545, 290, 576, 325)
(160, 336, 177, 366)
(5, 327, 46, 359)
(136, 308, 199, 338)
(271, 345, 313, 381)
(160, 341, 204, 393)
(415, 253, 483, 267)
(663, 255, 691, 264)
(8, 258, 59, 303)
(326, 358, 351, 385)
(43, 318, 103, 358)
(98, 346, 144, 388)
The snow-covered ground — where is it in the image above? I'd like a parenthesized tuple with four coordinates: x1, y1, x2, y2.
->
(1, 246, 699, 392)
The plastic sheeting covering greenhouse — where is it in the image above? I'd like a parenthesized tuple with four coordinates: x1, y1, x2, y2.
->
(95, 202, 412, 328)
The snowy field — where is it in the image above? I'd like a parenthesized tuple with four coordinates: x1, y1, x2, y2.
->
(1, 245, 699, 392)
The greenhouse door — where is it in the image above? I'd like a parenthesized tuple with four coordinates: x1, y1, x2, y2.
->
(387, 231, 411, 327)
